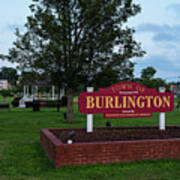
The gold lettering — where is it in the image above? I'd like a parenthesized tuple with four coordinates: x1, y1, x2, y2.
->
(86, 94, 171, 110)
(162, 96, 171, 108)
(86, 96, 95, 109)
(127, 96, 136, 108)
(127, 84, 133, 90)
(123, 96, 127, 108)
(105, 96, 114, 108)
(145, 96, 153, 108)
(153, 96, 162, 108)
(137, 96, 145, 108)
(114, 96, 122, 108)
(122, 85, 126, 90)
(96, 96, 104, 109)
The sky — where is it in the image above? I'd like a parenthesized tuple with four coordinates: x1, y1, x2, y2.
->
(0, 0, 180, 82)
(129, 0, 180, 82)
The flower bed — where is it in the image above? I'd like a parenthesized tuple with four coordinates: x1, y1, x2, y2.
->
(40, 126, 180, 168)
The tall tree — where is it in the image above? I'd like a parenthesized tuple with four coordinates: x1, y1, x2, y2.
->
(141, 66, 156, 79)
(137, 66, 167, 90)
(0, 0, 145, 123)
(0, 67, 18, 86)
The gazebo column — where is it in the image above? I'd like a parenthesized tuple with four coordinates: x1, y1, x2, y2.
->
(27, 86, 29, 97)
(60, 88, 65, 99)
(31, 86, 36, 98)
(36, 86, 38, 98)
(31, 86, 34, 98)
(23, 85, 26, 97)
(52, 85, 55, 100)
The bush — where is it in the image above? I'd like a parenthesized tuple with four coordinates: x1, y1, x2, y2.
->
(11, 97, 22, 107)
(44, 100, 58, 107)
(25, 101, 33, 108)
(0, 89, 14, 98)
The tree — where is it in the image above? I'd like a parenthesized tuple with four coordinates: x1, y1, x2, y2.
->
(19, 71, 39, 84)
(0, 67, 18, 86)
(0, 89, 13, 99)
(93, 59, 134, 89)
(141, 66, 156, 79)
(141, 78, 167, 90)
(0, 0, 145, 123)
(135, 66, 167, 90)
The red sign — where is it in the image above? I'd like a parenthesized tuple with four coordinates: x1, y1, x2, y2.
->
(79, 82, 174, 118)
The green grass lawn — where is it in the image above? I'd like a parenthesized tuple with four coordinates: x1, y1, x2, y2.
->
(0, 95, 13, 104)
(0, 103, 180, 180)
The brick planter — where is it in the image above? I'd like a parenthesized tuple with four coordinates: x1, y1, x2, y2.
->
(40, 127, 180, 168)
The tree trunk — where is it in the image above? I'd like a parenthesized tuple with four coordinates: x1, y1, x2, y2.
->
(67, 87, 74, 123)
(58, 85, 61, 101)
(57, 85, 61, 112)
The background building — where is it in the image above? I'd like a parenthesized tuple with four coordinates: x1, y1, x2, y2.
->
(0, 80, 9, 90)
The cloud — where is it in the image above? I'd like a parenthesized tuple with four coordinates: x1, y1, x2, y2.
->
(134, 21, 180, 81)
(136, 23, 180, 43)
(137, 24, 167, 33)
(153, 33, 177, 42)
(167, 4, 180, 18)
(134, 55, 180, 81)
(136, 55, 179, 72)
(0, 60, 17, 68)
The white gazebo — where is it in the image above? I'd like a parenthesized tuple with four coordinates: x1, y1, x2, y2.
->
(19, 80, 65, 108)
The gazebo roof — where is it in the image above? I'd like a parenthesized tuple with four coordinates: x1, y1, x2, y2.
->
(21, 76, 54, 86)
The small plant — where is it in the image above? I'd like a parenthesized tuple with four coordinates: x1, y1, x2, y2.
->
(0, 89, 14, 98)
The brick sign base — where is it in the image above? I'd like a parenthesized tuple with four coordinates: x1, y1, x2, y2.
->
(40, 127, 180, 168)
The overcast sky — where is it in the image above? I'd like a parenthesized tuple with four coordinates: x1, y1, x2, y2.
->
(0, 0, 180, 82)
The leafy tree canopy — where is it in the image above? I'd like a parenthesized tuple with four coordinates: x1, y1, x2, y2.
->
(0, 67, 18, 86)
(141, 78, 167, 90)
(141, 66, 156, 79)
(0, 0, 145, 122)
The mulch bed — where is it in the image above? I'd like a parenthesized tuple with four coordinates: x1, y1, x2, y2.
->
(51, 126, 180, 143)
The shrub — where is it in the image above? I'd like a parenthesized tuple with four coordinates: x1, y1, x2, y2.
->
(11, 97, 21, 107)
(0, 89, 14, 98)
(45, 100, 58, 107)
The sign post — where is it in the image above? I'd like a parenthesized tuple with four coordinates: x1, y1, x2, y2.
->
(159, 87, 166, 130)
(86, 87, 94, 133)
